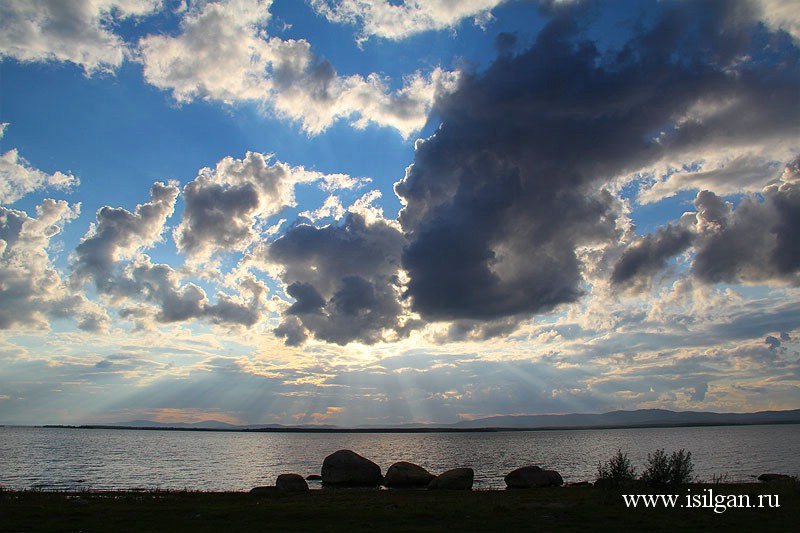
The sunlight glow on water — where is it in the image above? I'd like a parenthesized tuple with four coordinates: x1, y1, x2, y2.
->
(1, 425, 798, 491)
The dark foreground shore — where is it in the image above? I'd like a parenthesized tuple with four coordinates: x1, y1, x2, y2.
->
(2, 482, 798, 532)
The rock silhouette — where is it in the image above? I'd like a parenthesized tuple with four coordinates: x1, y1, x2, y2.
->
(428, 468, 474, 490)
(321, 449, 382, 487)
(383, 461, 435, 488)
(276, 473, 309, 492)
(504, 466, 564, 488)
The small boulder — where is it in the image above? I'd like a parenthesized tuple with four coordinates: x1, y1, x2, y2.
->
(505, 466, 564, 488)
(758, 473, 793, 483)
(428, 468, 474, 490)
(321, 449, 382, 487)
(249, 486, 280, 495)
(306, 474, 322, 481)
(383, 461, 435, 488)
(276, 473, 309, 492)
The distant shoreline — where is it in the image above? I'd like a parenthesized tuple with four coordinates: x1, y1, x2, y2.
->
(38, 420, 800, 433)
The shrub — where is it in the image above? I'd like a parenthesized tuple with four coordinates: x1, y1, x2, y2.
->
(641, 448, 671, 486)
(669, 449, 695, 485)
(596, 449, 636, 487)
(641, 448, 695, 487)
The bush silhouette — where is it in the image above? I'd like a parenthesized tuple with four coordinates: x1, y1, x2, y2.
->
(596, 449, 636, 487)
(641, 448, 695, 487)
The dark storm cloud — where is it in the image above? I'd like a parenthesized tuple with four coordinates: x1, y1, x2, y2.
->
(494, 31, 517, 56)
(611, 225, 694, 291)
(611, 159, 800, 289)
(273, 316, 308, 347)
(395, 1, 799, 325)
(269, 213, 412, 345)
(692, 180, 800, 284)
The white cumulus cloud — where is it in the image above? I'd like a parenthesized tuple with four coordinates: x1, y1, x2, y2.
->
(309, 0, 505, 41)
(1, 199, 108, 331)
(138, 0, 458, 136)
(0, 123, 79, 205)
(0, 0, 161, 74)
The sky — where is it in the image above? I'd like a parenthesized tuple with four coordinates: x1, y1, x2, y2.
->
(0, 0, 799, 427)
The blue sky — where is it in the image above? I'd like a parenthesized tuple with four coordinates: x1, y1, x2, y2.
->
(1, 0, 799, 426)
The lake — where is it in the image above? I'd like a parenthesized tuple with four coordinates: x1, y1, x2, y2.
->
(1, 424, 798, 491)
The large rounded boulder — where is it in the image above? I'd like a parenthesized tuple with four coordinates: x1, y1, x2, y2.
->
(276, 473, 309, 492)
(428, 468, 474, 490)
(321, 449, 382, 487)
(504, 466, 564, 488)
(383, 461, 435, 488)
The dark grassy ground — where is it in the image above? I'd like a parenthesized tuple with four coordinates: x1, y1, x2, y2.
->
(2, 482, 797, 532)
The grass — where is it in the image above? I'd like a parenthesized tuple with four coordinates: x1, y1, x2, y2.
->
(1, 482, 797, 532)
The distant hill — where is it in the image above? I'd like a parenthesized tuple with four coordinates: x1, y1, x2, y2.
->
(452, 408, 800, 429)
(112, 420, 243, 430)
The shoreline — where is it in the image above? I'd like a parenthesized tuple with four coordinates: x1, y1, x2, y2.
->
(4, 482, 797, 532)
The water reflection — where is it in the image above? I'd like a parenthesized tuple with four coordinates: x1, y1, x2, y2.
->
(1, 425, 797, 491)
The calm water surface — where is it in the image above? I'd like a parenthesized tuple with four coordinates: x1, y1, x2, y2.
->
(1, 425, 798, 491)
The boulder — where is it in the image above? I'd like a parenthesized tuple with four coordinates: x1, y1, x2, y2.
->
(505, 466, 564, 488)
(383, 461, 435, 488)
(306, 474, 322, 481)
(249, 486, 280, 495)
(428, 468, 474, 490)
(758, 473, 793, 483)
(276, 473, 309, 492)
(321, 449, 382, 487)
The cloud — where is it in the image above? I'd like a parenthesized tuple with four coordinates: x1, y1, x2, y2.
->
(138, 0, 457, 136)
(72, 180, 266, 328)
(636, 154, 789, 205)
(691, 177, 800, 285)
(269, 57, 458, 137)
(755, 0, 800, 40)
(174, 152, 372, 262)
(174, 152, 313, 262)
(309, 0, 504, 41)
(299, 195, 346, 223)
(269, 212, 413, 345)
(138, 0, 274, 103)
(0, 0, 161, 74)
(611, 225, 694, 292)
(608, 166, 800, 290)
(395, 2, 799, 330)
(0, 123, 78, 204)
(72, 181, 179, 291)
(1, 200, 107, 331)
(1, 0, 458, 137)
(115, 255, 266, 328)
(629, 4, 800, 204)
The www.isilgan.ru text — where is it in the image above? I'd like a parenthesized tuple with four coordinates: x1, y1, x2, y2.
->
(622, 489, 780, 514)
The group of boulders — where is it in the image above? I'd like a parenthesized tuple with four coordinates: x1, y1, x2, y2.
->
(252, 449, 564, 493)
